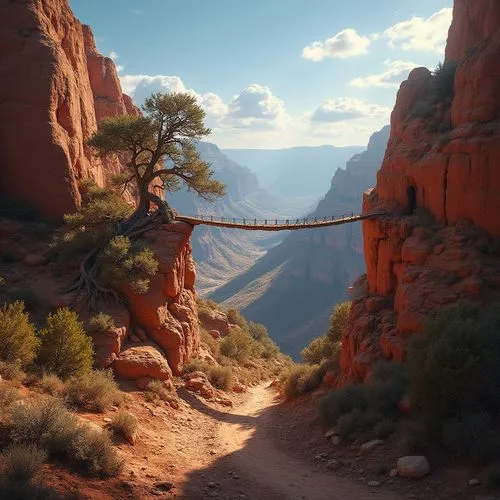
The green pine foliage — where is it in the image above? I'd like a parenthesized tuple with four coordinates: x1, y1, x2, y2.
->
(37, 308, 94, 380)
(0, 301, 39, 366)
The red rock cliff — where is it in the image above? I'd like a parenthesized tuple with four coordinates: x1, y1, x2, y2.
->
(338, 0, 500, 384)
(0, 0, 139, 218)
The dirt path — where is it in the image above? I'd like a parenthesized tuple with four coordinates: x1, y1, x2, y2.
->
(180, 384, 404, 500)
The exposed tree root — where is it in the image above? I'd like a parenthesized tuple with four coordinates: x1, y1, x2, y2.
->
(66, 202, 175, 310)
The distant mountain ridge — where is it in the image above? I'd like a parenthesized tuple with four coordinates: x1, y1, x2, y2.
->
(211, 126, 390, 358)
(223, 145, 364, 198)
(168, 142, 315, 295)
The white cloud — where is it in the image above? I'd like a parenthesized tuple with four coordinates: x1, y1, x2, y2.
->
(350, 59, 420, 88)
(109, 51, 119, 61)
(302, 28, 371, 61)
(384, 8, 452, 53)
(310, 97, 391, 123)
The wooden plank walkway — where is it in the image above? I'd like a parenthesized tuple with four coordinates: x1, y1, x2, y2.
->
(176, 212, 384, 231)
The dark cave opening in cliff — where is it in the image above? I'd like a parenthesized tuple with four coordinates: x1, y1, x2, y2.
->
(407, 185, 417, 214)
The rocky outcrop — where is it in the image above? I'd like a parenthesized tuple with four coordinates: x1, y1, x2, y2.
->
(122, 222, 199, 375)
(0, 0, 138, 218)
(339, 0, 500, 384)
(114, 345, 173, 381)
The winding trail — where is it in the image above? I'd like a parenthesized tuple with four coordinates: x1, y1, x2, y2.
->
(181, 384, 404, 500)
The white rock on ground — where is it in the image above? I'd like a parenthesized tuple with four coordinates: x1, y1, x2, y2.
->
(396, 456, 430, 479)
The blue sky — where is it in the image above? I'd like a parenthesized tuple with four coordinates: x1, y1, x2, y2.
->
(70, 0, 453, 149)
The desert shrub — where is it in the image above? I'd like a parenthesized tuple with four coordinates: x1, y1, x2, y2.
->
(37, 374, 64, 396)
(145, 379, 176, 404)
(63, 370, 122, 412)
(110, 411, 137, 441)
(37, 308, 94, 380)
(301, 335, 336, 365)
(441, 413, 491, 457)
(374, 418, 396, 439)
(220, 328, 253, 363)
(327, 301, 351, 344)
(88, 312, 115, 333)
(98, 236, 158, 294)
(432, 61, 457, 102)
(0, 481, 60, 500)
(200, 329, 220, 357)
(280, 364, 325, 399)
(0, 361, 25, 383)
(319, 385, 367, 426)
(0, 301, 39, 366)
(337, 409, 376, 440)
(2, 444, 47, 481)
(9, 397, 122, 477)
(0, 382, 19, 412)
(400, 420, 430, 454)
(69, 424, 123, 477)
(0, 276, 5, 287)
(184, 359, 233, 390)
(8, 289, 40, 311)
(471, 431, 500, 463)
(258, 336, 279, 359)
(55, 182, 132, 260)
(196, 298, 218, 313)
(407, 304, 500, 426)
(248, 322, 268, 341)
(226, 308, 248, 330)
(366, 361, 407, 416)
(206, 365, 233, 390)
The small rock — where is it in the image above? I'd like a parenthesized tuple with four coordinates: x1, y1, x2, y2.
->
(326, 459, 341, 470)
(23, 254, 47, 267)
(468, 479, 481, 486)
(324, 428, 337, 439)
(130, 335, 141, 343)
(207, 481, 217, 489)
(397, 456, 430, 479)
(154, 481, 174, 492)
(314, 453, 329, 461)
(367, 481, 381, 487)
(103, 418, 112, 423)
(331, 436, 341, 446)
(360, 439, 384, 453)
(389, 468, 398, 478)
(120, 481, 134, 491)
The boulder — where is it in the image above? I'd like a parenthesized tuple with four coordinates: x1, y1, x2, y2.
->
(396, 456, 430, 479)
(114, 345, 172, 381)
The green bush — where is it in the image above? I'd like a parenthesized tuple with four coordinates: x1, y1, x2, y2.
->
(56, 182, 132, 260)
(63, 370, 122, 412)
(374, 418, 396, 439)
(366, 361, 407, 416)
(0, 382, 19, 410)
(441, 413, 491, 457)
(471, 431, 500, 463)
(0, 361, 25, 383)
(184, 359, 234, 390)
(226, 309, 249, 330)
(3, 444, 47, 481)
(88, 312, 115, 333)
(0, 301, 39, 366)
(98, 236, 158, 294)
(337, 409, 374, 440)
(37, 308, 94, 380)
(110, 410, 137, 442)
(280, 364, 325, 399)
(301, 335, 337, 365)
(220, 328, 253, 363)
(144, 379, 177, 405)
(411, 207, 435, 228)
(327, 301, 351, 344)
(432, 61, 457, 102)
(407, 304, 500, 425)
(200, 329, 220, 357)
(319, 385, 367, 426)
(248, 321, 267, 341)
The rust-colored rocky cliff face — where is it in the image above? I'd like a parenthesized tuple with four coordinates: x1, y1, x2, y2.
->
(337, 0, 500, 385)
(0, 0, 138, 218)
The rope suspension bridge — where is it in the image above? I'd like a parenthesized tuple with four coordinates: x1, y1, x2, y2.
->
(176, 211, 384, 231)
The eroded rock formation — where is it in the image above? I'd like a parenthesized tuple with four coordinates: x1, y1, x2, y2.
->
(0, 0, 139, 218)
(338, 0, 500, 384)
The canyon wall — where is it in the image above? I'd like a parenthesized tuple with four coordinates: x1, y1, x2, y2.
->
(0, 0, 139, 218)
(338, 0, 500, 384)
